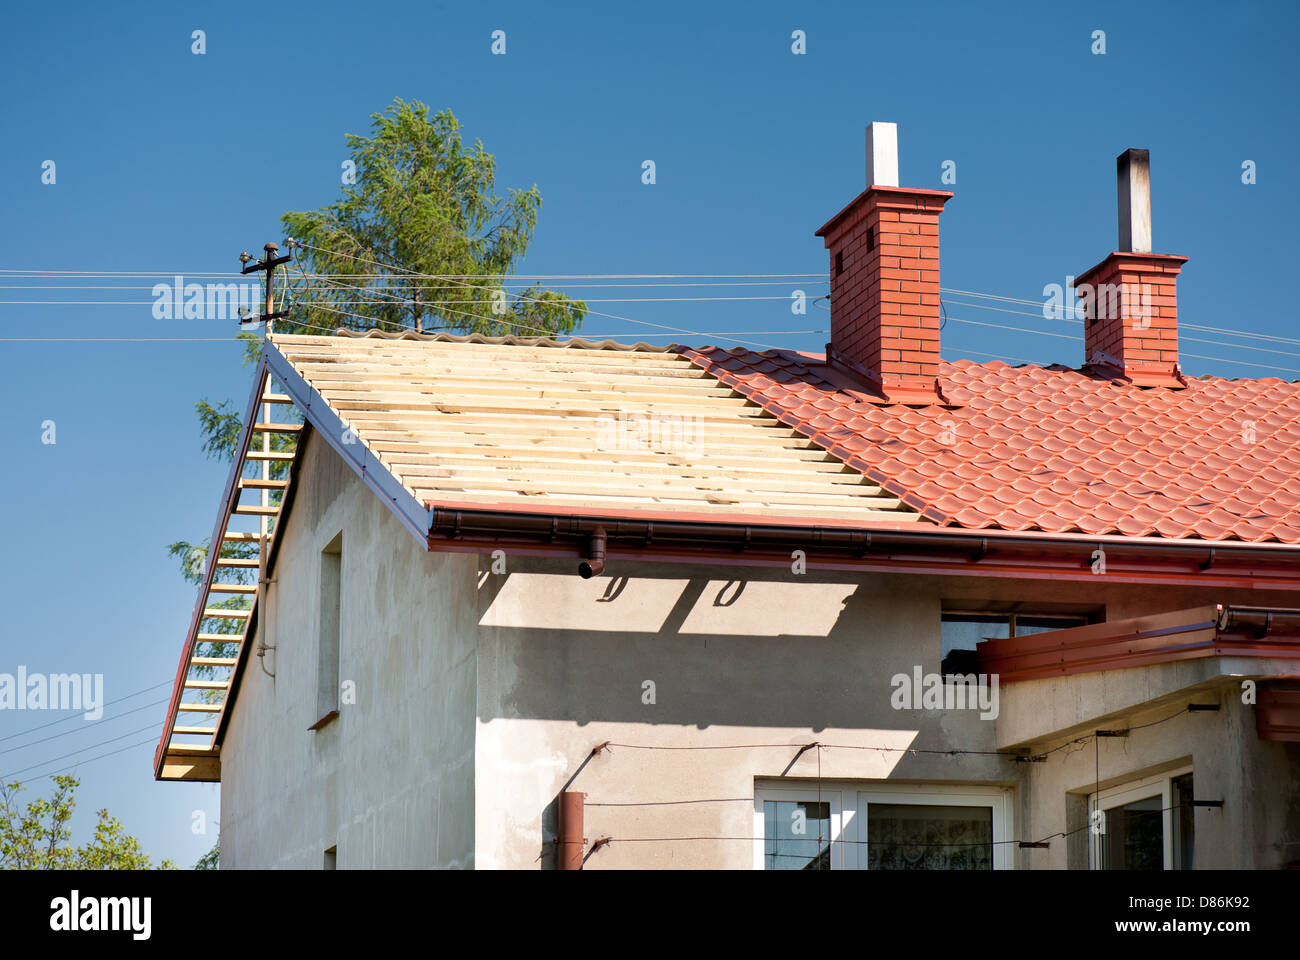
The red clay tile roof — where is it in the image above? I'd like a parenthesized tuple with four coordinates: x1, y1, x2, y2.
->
(675, 346, 1300, 544)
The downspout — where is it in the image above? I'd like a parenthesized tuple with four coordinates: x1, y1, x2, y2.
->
(578, 527, 607, 579)
(256, 575, 277, 679)
(557, 790, 585, 870)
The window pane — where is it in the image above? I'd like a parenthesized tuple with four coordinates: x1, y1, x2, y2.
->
(1013, 615, 1088, 636)
(1172, 773, 1195, 870)
(940, 615, 1010, 658)
(867, 803, 993, 870)
(1101, 793, 1163, 870)
(763, 801, 831, 870)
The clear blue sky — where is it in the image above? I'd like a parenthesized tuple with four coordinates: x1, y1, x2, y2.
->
(0, 1, 1295, 867)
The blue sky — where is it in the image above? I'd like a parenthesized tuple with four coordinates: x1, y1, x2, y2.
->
(0, 1, 1295, 867)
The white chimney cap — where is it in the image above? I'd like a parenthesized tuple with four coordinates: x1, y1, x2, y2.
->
(1117, 148, 1152, 254)
(866, 122, 899, 188)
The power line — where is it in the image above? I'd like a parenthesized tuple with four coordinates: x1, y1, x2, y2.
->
(602, 741, 1025, 759)
(3, 260, 1297, 374)
(14, 737, 161, 785)
(12, 284, 1300, 359)
(288, 295, 806, 304)
(0, 679, 174, 744)
(0, 337, 247, 342)
(1, 722, 164, 780)
(0, 268, 826, 279)
(0, 280, 829, 290)
(946, 347, 1034, 364)
(294, 241, 788, 351)
(944, 314, 1080, 341)
(293, 244, 1300, 369)
(288, 262, 569, 340)
(0, 698, 170, 756)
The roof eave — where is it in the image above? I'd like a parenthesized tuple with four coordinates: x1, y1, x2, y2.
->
(426, 504, 1300, 589)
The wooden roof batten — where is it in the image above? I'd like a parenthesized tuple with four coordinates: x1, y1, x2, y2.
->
(154, 355, 302, 781)
(267, 332, 928, 529)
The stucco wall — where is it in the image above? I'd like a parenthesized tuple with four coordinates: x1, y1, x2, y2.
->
(219, 429, 478, 868)
(474, 556, 1299, 869)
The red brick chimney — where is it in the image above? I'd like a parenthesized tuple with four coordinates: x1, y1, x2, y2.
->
(816, 123, 952, 404)
(1075, 148, 1187, 388)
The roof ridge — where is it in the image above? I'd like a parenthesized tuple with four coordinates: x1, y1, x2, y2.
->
(326, 328, 673, 352)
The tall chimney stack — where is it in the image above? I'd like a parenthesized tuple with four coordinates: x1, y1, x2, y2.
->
(1076, 148, 1187, 387)
(816, 123, 953, 404)
(1117, 148, 1152, 254)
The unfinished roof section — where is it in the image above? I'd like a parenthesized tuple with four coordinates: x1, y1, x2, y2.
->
(267, 331, 927, 527)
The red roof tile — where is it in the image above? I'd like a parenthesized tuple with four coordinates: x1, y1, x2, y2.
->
(676, 346, 1300, 544)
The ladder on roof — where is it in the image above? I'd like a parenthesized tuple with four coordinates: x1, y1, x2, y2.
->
(157, 368, 301, 780)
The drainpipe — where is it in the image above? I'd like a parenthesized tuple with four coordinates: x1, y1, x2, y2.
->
(557, 791, 585, 869)
(578, 527, 606, 579)
(256, 576, 276, 679)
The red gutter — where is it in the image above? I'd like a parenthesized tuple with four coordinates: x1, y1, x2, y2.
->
(427, 507, 1300, 590)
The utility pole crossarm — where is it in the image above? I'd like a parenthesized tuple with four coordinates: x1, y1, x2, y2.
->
(239, 242, 292, 335)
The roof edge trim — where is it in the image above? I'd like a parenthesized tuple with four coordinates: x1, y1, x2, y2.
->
(263, 342, 434, 545)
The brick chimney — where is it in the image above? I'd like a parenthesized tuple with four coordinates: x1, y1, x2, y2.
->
(816, 123, 953, 404)
(1075, 148, 1188, 388)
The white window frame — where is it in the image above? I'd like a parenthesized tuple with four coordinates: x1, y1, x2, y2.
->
(1088, 765, 1193, 870)
(755, 781, 1014, 870)
(752, 787, 847, 870)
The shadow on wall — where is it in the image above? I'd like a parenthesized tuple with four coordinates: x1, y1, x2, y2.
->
(476, 562, 957, 732)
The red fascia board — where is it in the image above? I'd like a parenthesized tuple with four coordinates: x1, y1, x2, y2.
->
(425, 498, 1300, 557)
(427, 507, 1300, 589)
(976, 605, 1300, 682)
(428, 536, 1298, 589)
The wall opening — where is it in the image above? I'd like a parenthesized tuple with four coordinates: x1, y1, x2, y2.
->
(316, 532, 343, 724)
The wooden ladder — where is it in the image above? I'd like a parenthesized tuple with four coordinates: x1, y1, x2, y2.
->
(159, 369, 300, 777)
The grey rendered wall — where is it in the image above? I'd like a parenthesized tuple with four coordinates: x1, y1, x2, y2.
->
(219, 430, 478, 868)
(474, 556, 1299, 869)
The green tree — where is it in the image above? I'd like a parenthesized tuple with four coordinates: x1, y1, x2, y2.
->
(280, 97, 586, 339)
(0, 776, 174, 869)
(194, 841, 219, 870)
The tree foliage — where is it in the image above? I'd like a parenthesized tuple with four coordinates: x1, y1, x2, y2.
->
(280, 98, 585, 338)
(194, 841, 219, 870)
(0, 776, 174, 870)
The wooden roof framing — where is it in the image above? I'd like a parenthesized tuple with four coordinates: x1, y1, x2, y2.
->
(154, 358, 303, 781)
(270, 331, 929, 524)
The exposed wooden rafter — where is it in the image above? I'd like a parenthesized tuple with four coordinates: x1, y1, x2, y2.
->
(153, 359, 302, 781)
